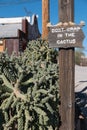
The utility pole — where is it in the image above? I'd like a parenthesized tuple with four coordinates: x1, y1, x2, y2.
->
(48, 0, 84, 129)
(58, 0, 75, 130)
(42, 0, 50, 39)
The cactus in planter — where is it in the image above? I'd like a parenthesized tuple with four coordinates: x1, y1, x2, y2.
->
(0, 39, 59, 130)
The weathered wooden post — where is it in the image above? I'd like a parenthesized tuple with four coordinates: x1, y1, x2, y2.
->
(58, 0, 75, 130)
(48, 0, 85, 130)
(42, 0, 50, 39)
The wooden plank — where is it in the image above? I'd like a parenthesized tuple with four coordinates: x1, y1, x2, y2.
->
(48, 25, 85, 48)
(59, 48, 75, 130)
(5, 39, 19, 55)
(42, 0, 50, 39)
(18, 29, 27, 39)
(58, 0, 75, 130)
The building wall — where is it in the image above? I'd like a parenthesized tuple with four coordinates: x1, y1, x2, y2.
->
(0, 40, 5, 52)
(5, 39, 19, 55)
(0, 15, 41, 55)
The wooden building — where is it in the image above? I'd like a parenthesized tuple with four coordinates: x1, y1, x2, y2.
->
(0, 15, 41, 55)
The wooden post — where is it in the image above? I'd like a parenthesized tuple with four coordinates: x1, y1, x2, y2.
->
(42, 0, 50, 39)
(59, 0, 75, 130)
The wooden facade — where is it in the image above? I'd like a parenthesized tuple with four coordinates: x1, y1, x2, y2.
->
(0, 15, 41, 55)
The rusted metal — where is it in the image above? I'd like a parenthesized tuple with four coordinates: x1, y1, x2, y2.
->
(22, 18, 28, 39)
(5, 39, 19, 55)
(18, 29, 27, 52)
(58, 0, 75, 130)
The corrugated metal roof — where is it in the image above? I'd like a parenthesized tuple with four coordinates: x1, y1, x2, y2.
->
(0, 23, 22, 38)
(0, 16, 30, 24)
(0, 15, 41, 39)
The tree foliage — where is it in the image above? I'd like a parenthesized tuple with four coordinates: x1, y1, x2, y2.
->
(75, 49, 85, 65)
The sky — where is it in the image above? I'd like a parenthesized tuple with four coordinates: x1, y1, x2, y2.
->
(0, 0, 87, 55)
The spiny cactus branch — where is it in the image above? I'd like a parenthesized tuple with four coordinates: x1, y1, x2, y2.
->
(0, 39, 59, 130)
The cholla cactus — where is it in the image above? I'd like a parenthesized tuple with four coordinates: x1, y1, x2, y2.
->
(0, 39, 59, 130)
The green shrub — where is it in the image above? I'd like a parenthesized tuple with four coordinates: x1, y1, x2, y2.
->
(0, 39, 59, 130)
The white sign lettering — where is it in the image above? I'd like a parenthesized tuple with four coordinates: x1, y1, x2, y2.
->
(65, 33, 75, 37)
(48, 25, 85, 48)
(56, 39, 76, 45)
(51, 26, 81, 33)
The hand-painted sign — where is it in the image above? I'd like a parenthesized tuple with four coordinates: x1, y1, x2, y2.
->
(48, 25, 85, 48)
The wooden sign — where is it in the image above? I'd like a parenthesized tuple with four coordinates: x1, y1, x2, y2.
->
(48, 25, 85, 48)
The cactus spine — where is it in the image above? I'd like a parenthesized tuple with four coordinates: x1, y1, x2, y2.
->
(0, 39, 59, 130)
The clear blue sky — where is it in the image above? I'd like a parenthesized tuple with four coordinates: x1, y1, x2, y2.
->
(0, 0, 87, 55)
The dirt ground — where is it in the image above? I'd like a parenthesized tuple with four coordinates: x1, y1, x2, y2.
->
(75, 65, 87, 92)
(75, 65, 87, 118)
